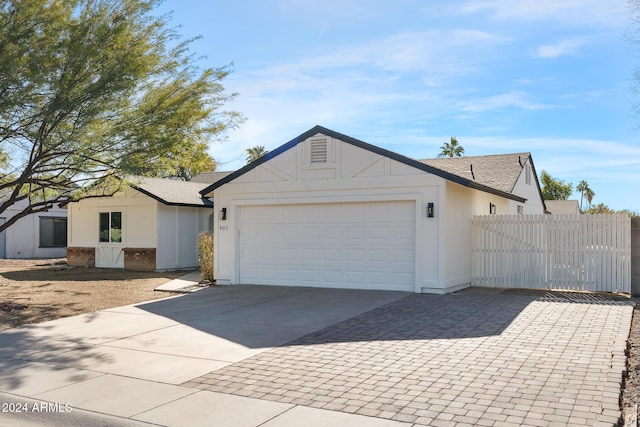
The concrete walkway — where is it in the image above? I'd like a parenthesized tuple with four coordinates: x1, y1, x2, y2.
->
(154, 270, 203, 293)
(0, 283, 634, 426)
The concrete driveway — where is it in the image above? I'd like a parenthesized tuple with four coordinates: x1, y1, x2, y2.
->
(0, 284, 633, 427)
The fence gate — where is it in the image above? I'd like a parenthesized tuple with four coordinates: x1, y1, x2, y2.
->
(471, 214, 631, 293)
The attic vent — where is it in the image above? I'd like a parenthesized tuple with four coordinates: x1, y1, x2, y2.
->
(525, 163, 531, 185)
(310, 137, 327, 163)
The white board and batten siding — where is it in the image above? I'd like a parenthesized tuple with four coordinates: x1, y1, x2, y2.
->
(472, 213, 631, 293)
(156, 204, 209, 270)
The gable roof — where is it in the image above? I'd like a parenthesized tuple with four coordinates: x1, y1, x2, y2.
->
(200, 125, 529, 203)
(545, 200, 580, 214)
(128, 176, 213, 208)
(189, 171, 234, 184)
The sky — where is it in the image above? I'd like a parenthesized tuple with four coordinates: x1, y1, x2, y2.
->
(156, 0, 640, 212)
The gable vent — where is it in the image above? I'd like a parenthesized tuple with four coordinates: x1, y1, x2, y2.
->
(310, 136, 327, 163)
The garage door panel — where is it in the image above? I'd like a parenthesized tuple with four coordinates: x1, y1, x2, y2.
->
(368, 227, 389, 239)
(323, 270, 342, 282)
(239, 201, 415, 291)
(394, 248, 414, 261)
(323, 227, 342, 239)
(322, 249, 342, 261)
(281, 269, 299, 281)
(345, 249, 366, 261)
(368, 249, 388, 262)
(345, 227, 365, 240)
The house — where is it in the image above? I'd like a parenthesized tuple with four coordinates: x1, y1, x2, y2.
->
(545, 200, 580, 215)
(0, 199, 68, 259)
(200, 126, 546, 294)
(66, 176, 213, 271)
(190, 171, 234, 184)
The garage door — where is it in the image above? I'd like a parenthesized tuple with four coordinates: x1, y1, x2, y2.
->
(239, 201, 415, 291)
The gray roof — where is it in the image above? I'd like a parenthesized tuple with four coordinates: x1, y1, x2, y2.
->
(190, 171, 234, 184)
(420, 153, 531, 194)
(128, 176, 213, 208)
(545, 200, 580, 215)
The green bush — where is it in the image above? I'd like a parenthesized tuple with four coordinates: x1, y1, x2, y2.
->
(197, 231, 214, 282)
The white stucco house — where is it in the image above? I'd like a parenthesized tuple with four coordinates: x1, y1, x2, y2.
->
(66, 177, 213, 271)
(0, 199, 68, 259)
(201, 126, 546, 294)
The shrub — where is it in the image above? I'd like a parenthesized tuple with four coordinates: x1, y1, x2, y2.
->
(197, 231, 214, 282)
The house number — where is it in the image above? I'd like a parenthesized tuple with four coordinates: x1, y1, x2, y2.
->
(219, 226, 229, 231)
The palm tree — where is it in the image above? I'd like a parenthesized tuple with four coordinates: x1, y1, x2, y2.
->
(245, 145, 268, 164)
(576, 180, 590, 211)
(438, 137, 464, 158)
(585, 187, 595, 209)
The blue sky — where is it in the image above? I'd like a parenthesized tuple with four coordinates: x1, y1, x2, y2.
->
(157, 0, 640, 212)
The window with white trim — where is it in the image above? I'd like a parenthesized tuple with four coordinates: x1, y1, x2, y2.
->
(99, 212, 122, 243)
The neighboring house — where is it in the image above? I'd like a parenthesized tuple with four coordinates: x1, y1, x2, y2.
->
(190, 171, 233, 184)
(200, 125, 546, 294)
(66, 177, 213, 271)
(545, 200, 580, 215)
(0, 199, 68, 259)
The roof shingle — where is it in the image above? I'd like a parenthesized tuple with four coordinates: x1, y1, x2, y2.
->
(128, 176, 213, 207)
(419, 153, 530, 194)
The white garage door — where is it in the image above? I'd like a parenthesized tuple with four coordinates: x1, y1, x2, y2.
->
(239, 201, 415, 291)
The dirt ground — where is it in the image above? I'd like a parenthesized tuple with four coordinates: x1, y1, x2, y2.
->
(0, 258, 188, 331)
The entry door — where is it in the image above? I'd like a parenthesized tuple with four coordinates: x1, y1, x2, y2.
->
(95, 211, 124, 268)
(238, 201, 416, 291)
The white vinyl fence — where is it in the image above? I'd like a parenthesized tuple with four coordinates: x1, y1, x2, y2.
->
(472, 214, 631, 293)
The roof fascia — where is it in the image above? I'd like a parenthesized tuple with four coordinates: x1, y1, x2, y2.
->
(200, 125, 526, 202)
(524, 155, 549, 213)
(130, 185, 213, 209)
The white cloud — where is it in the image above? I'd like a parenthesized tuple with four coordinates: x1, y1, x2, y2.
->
(235, 29, 507, 90)
(534, 38, 588, 59)
(457, 92, 553, 113)
(458, 0, 627, 27)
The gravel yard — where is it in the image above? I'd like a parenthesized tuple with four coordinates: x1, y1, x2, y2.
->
(0, 258, 185, 331)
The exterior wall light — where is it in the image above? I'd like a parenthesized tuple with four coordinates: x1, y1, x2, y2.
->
(427, 202, 434, 218)
(219, 207, 227, 221)
(489, 203, 496, 214)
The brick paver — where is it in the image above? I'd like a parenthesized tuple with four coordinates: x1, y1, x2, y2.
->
(183, 291, 633, 426)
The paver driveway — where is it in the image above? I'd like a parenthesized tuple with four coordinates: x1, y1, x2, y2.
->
(184, 289, 633, 427)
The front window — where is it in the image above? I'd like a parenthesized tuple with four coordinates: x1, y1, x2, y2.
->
(99, 212, 122, 243)
(40, 217, 67, 247)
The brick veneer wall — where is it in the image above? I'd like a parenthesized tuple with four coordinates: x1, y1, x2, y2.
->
(123, 248, 156, 272)
(66, 247, 95, 267)
(632, 217, 640, 296)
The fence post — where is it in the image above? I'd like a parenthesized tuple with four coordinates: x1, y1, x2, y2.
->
(632, 217, 640, 297)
